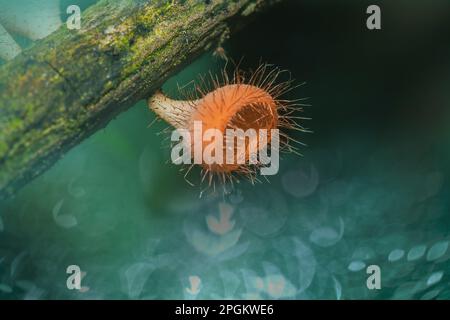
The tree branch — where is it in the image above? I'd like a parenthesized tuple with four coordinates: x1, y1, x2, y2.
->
(0, 0, 281, 199)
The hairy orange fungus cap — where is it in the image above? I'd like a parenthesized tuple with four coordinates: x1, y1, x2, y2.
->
(147, 64, 309, 187)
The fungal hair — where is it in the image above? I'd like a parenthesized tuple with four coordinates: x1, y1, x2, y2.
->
(148, 63, 311, 194)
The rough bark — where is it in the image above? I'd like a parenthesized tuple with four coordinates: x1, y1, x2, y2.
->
(0, 0, 281, 199)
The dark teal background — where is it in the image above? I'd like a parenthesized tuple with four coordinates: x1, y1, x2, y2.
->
(1, 0, 450, 299)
